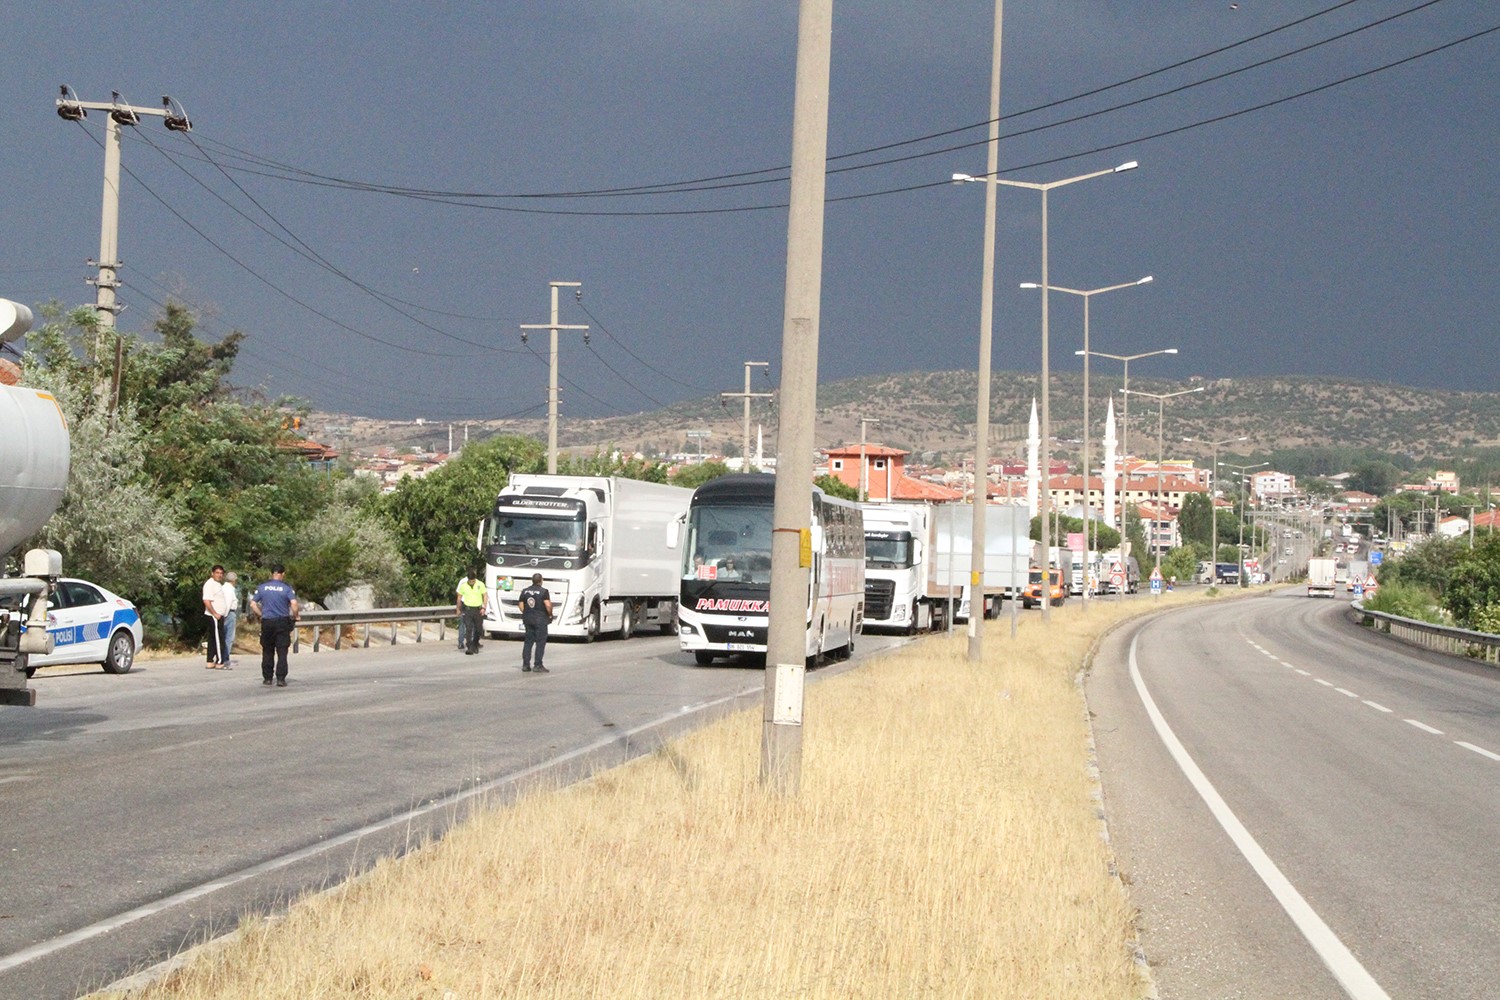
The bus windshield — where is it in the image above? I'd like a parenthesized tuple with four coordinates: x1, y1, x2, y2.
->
(683, 504, 773, 584)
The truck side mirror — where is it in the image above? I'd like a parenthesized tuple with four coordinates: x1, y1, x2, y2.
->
(666, 515, 682, 549)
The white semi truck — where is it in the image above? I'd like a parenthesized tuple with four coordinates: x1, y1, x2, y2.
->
(479, 474, 692, 641)
(1, 299, 70, 707)
(928, 503, 1031, 622)
(1307, 557, 1338, 598)
(858, 502, 957, 634)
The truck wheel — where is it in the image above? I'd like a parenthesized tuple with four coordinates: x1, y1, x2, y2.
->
(102, 631, 135, 674)
(694, 650, 716, 666)
(585, 604, 600, 643)
(618, 602, 634, 640)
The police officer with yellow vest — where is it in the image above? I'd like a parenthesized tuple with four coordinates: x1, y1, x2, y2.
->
(456, 567, 489, 655)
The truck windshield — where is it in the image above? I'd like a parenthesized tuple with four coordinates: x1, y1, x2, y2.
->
(483, 513, 586, 556)
(864, 534, 913, 570)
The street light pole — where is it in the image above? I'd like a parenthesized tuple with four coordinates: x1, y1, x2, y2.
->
(1185, 436, 1247, 581)
(520, 281, 588, 475)
(954, 159, 1138, 621)
(1222, 461, 1268, 586)
(1121, 386, 1203, 570)
(1024, 275, 1151, 610)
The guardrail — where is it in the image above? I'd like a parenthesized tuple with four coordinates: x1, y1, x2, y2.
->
(289, 606, 458, 653)
(1353, 602, 1500, 666)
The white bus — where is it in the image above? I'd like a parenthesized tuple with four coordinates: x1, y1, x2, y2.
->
(676, 474, 864, 666)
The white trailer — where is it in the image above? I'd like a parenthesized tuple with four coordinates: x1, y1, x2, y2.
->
(929, 503, 1031, 622)
(858, 502, 957, 634)
(479, 475, 692, 641)
(1, 298, 71, 706)
(1307, 557, 1338, 597)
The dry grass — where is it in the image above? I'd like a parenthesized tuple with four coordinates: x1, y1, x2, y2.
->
(95, 593, 1210, 1000)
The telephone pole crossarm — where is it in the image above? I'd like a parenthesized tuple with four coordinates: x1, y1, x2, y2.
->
(720, 360, 773, 472)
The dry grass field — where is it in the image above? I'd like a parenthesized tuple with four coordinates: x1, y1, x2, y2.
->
(94, 594, 1206, 1000)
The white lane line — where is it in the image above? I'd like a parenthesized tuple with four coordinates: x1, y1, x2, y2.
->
(0, 682, 764, 975)
(1363, 701, 1393, 714)
(1295, 669, 1312, 676)
(1405, 719, 1444, 735)
(1130, 635, 1392, 1000)
(1281, 661, 1298, 669)
(1334, 688, 1359, 699)
(1456, 741, 1500, 762)
(1315, 679, 1335, 688)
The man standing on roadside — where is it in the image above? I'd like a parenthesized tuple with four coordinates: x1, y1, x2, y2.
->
(202, 565, 229, 669)
(519, 572, 552, 674)
(250, 564, 300, 687)
(456, 567, 489, 656)
(222, 571, 241, 666)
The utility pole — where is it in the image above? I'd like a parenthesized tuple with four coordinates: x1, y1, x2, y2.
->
(720, 361, 772, 472)
(763, 0, 832, 797)
(858, 417, 881, 502)
(520, 281, 587, 474)
(55, 87, 192, 418)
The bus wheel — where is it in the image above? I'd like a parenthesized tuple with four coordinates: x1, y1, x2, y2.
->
(694, 651, 716, 666)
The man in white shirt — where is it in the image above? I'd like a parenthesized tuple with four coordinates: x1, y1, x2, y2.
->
(202, 565, 230, 668)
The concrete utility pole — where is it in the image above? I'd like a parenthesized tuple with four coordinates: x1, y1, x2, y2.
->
(520, 281, 587, 474)
(720, 361, 772, 472)
(55, 87, 192, 417)
(858, 416, 880, 502)
(763, 0, 832, 797)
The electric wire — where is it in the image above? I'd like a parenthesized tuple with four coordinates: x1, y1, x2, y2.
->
(572, 299, 717, 394)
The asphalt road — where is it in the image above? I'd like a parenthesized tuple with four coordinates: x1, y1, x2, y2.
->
(0, 629, 906, 999)
(1089, 590, 1500, 999)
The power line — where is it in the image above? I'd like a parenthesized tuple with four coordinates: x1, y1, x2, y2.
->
(572, 299, 716, 394)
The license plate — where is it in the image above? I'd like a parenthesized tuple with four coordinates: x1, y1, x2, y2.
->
(727, 642, 761, 651)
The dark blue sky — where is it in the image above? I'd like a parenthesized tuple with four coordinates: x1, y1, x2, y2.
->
(3, 2, 1496, 422)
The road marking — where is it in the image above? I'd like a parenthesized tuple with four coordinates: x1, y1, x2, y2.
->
(1315, 678, 1334, 688)
(0, 775, 34, 786)
(1456, 741, 1500, 762)
(1295, 668, 1311, 676)
(0, 681, 764, 976)
(1334, 688, 1359, 699)
(1362, 701, 1393, 713)
(1130, 635, 1392, 1000)
(1404, 719, 1444, 735)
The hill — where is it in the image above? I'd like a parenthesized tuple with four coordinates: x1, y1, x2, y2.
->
(307, 370, 1500, 471)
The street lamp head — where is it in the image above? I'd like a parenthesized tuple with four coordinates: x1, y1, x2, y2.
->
(1114, 160, 1140, 173)
(1136, 275, 1154, 285)
(1163, 348, 1178, 355)
(1019, 282, 1041, 289)
(951, 172, 976, 184)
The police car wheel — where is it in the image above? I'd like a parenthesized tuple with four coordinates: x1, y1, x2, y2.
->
(102, 631, 136, 674)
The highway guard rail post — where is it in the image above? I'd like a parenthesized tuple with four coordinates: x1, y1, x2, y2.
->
(1353, 602, 1500, 666)
(287, 606, 458, 653)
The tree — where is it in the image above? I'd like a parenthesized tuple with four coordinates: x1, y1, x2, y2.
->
(1160, 545, 1200, 584)
(815, 474, 858, 501)
(670, 461, 733, 490)
(1177, 493, 1214, 548)
(1441, 535, 1500, 630)
(1348, 460, 1404, 498)
(372, 435, 546, 603)
(1380, 535, 1463, 597)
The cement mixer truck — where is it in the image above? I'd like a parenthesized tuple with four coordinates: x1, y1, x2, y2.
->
(0, 298, 70, 707)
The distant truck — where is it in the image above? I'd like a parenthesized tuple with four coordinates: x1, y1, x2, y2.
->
(1307, 557, 1338, 597)
(1, 298, 71, 707)
(859, 502, 956, 634)
(479, 475, 692, 640)
(1100, 550, 1139, 595)
(928, 503, 1030, 621)
(1346, 559, 1370, 593)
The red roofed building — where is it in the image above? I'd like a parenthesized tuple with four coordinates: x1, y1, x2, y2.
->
(823, 443, 962, 503)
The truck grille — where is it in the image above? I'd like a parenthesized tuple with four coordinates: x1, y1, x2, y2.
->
(864, 579, 896, 620)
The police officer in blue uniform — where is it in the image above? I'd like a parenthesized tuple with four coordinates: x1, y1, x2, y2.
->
(250, 564, 301, 687)
(519, 573, 552, 674)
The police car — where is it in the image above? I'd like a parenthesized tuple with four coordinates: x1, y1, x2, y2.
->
(7, 578, 144, 676)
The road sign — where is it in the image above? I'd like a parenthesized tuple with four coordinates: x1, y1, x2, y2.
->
(1150, 576, 1162, 595)
(1110, 563, 1125, 587)
(1149, 566, 1163, 582)
(1370, 551, 1384, 566)
(1353, 579, 1365, 597)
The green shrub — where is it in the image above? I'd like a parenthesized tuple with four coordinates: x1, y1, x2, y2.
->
(1363, 579, 1444, 624)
